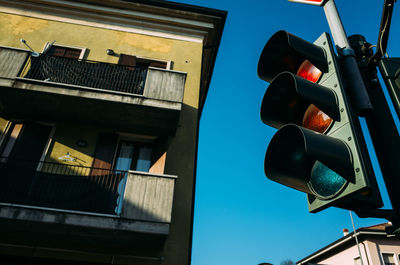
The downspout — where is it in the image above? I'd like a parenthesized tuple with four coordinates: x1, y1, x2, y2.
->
(361, 242, 371, 265)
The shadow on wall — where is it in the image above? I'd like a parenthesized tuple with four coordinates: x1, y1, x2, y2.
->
(0, 156, 173, 224)
(45, 123, 98, 168)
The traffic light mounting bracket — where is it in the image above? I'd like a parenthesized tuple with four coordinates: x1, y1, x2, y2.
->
(307, 33, 381, 212)
(349, 34, 400, 232)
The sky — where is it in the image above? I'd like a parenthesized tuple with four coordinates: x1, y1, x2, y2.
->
(170, 1, 400, 265)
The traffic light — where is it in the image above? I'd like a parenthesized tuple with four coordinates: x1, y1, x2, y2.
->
(258, 30, 382, 213)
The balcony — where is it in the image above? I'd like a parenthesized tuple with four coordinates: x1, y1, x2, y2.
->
(0, 47, 186, 134)
(0, 158, 177, 253)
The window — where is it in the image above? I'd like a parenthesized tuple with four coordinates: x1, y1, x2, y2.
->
(0, 123, 23, 160)
(383, 253, 396, 265)
(114, 140, 152, 172)
(0, 122, 52, 163)
(91, 133, 163, 214)
(91, 134, 154, 173)
(118, 54, 170, 69)
(137, 57, 168, 69)
(43, 42, 87, 59)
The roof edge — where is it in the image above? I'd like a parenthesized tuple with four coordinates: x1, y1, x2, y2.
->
(122, 0, 228, 17)
(297, 224, 389, 265)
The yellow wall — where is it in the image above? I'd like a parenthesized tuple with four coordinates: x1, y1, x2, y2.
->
(45, 124, 99, 167)
(0, 117, 9, 137)
(0, 12, 202, 166)
(0, 13, 202, 108)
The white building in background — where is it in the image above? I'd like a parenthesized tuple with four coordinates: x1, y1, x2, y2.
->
(297, 223, 400, 265)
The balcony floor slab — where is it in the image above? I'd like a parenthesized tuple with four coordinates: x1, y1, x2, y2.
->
(0, 78, 181, 134)
(0, 204, 168, 255)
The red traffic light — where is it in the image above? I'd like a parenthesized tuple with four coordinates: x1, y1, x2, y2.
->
(260, 72, 340, 129)
(257, 31, 328, 83)
(302, 104, 333, 134)
(297, 60, 322, 83)
(296, 60, 333, 134)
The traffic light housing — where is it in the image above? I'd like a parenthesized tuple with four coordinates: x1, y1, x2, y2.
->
(258, 31, 382, 213)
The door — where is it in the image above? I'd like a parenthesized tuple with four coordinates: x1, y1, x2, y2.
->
(114, 140, 153, 214)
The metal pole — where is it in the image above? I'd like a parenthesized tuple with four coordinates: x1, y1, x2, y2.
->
(350, 211, 365, 265)
(323, 0, 350, 49)
(323, 0, 373, 116)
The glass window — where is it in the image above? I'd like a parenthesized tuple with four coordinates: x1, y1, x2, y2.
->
(114, 142, 135, 171)
(114, 141, 152, 172)
(383, 253, 396, 265)
(136, 146, 152, 172)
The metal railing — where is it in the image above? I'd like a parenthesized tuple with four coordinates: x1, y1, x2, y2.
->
(19, 54, 148, 95)
(0, 158, 128, 215)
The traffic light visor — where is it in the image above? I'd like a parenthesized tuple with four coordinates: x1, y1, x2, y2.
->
(265, 124, 355, 198)
(260, 72, 339, 129)
(257, 30, 328, 83)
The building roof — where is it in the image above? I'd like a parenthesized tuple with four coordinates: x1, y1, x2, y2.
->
(361, 222, 391, 231)
(297, 223, 392, 265)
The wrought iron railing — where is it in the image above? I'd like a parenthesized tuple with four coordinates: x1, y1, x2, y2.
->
(19, 54, 148, 95)
(0, 158, 128, 215)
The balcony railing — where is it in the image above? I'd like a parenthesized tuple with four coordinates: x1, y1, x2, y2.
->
(19, 54, 148, 95)
(1, 47, 186, 105)
(0, 157, 177, 223)
(0, 47, 186, 133)
(0, 158, 126, 215)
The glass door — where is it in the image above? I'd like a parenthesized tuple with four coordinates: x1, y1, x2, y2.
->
(114, 141, 152, 214)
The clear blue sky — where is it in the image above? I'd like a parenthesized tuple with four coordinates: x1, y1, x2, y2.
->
(172, 1, 400, 264)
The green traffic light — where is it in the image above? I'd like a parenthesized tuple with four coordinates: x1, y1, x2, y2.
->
(309, 161, 347, 199)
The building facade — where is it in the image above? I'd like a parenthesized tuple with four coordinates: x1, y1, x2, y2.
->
(0, 1, 226, 264)
(297, 223, 400, 265)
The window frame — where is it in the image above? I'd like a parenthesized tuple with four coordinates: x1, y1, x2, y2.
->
(36, 125, 56, 171)
(0, 120, 13, 152)
(0, 122, 55, 168)
(118, 53, 172, 70)
(381, 252, 398, 265)
(113, 133, 156, 173)
(42, 42, 87, 59)
(136, 56, 172, 70)
(0, 123, 24, 161)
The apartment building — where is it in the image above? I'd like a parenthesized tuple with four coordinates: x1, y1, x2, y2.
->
(0, 1, 226, 264)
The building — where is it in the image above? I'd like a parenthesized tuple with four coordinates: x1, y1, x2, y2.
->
(297, 223, 400, 265)
(0, 1, 226, 264)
